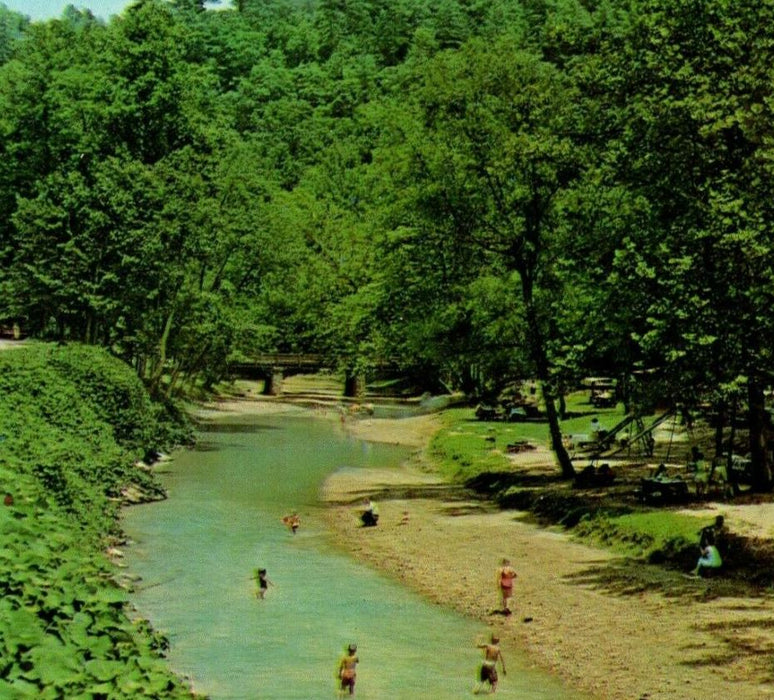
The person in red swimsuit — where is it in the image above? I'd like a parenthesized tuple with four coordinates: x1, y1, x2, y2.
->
(497, 558, 517, 615)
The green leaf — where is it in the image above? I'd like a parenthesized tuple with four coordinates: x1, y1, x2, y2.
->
(84, 658, 124, 682)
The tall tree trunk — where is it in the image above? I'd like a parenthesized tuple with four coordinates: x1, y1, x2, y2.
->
(748, 378, 771, 491)
(520, 274, 574, 479)
(148, 308, 176, 397)
(726, 400, 741, 496)
(541, 381, 575, 478)
(713, 400, 725, 458)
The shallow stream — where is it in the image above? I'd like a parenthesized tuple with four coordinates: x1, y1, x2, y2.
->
(122, 412, 581, 699)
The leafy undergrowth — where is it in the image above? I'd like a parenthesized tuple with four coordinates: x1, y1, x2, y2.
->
(0, 343, 198, 698)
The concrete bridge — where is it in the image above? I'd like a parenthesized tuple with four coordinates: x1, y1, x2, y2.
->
(228, 354, 368, 397)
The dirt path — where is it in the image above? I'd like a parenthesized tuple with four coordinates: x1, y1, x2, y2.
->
(322, 415, 774, 700)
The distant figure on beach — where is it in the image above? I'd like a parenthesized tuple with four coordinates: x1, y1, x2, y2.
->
(360, 498, 379, 527)
(254, 568, 273, 599)
(687, 446, 708, 495)
(281, 512, 301, 534)
(497, 558, 517, 615)
(475, 633, 506, 694)
(337, 643, 359, 696)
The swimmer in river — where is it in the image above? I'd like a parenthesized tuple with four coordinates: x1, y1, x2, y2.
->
(281, 512, 300, 534)
(337, 643, 359, 696)
(253, 568, 273, 599)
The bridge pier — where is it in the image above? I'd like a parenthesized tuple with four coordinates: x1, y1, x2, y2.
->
(263, 368, 284, 396)
(344, 371, 366, 398)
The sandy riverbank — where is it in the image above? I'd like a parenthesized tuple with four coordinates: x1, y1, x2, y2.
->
(323, 415, 774, 700)
(201, 393, 774, 699)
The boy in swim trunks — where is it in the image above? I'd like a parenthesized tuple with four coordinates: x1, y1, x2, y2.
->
(281, 512, 300, 534)
(476, 633, 506, 694)
(497, 558, 517, 615)
(254, 568, 273, 599)
(338, 643, 359, 696)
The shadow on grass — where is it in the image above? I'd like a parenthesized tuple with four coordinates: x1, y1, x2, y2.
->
(561, 558, 753, 600)
(680, 616, 774, 681)
(466, 470, 568, 491)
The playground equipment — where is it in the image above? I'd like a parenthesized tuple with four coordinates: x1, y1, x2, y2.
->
(566, 410, 674, 459)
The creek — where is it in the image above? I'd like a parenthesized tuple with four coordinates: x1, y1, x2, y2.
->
(122, 411, 581, 699)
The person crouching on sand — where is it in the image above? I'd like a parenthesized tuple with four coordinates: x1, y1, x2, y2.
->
(497, 558, 517, 615)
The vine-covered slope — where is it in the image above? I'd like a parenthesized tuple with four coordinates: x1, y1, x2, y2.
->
(0, 343, 198, 698)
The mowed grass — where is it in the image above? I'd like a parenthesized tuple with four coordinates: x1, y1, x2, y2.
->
(427, 392, 626, 482)
(426, 394, 708, 562)
(573, 510, 705, 558)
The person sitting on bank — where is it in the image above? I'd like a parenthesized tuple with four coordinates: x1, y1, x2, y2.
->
(651, 463, 669, 480)
(690, 543, 723, 577)
(360, 498, 379, 527)
(699, 514, 726, 550)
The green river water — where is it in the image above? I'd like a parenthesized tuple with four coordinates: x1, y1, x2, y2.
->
(122, 412, 583, 699)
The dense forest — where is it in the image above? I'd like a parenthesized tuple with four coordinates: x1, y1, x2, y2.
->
(2, 0, 774, 484)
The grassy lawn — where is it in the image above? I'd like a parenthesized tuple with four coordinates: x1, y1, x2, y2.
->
(426, 394, 715, 570)
(427, 391, 628, 482)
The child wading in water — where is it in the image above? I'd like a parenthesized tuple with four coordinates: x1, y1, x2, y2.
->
(253, 568, 273, 599)
(281, 512, 301, 534)
(337, 643, 359, 696)
(475, 633, 506, 694)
